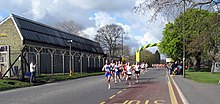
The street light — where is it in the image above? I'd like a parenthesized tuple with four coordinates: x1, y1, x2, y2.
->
(121, 32, 125, 63)
(183, 0, 186, 78)
(67, 39, 73, 76)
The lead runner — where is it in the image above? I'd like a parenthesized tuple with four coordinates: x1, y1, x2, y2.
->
(102, 60, 112, 89)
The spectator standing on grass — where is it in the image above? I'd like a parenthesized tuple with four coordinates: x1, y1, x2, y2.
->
(30, 61, 36, 83)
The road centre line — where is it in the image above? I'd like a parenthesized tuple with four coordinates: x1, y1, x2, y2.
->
(100, 85, 129, 103)
(109, 95, 116, 99)
(117, 91, 122, 94)
(100, 102, 105, 104)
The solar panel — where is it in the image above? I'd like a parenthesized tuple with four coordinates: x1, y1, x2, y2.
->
(12, 14, 104, 54)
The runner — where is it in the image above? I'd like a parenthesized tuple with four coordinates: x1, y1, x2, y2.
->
(125, 62, 132, 85)
(140, 61, 145, 74)
(114, 61, 121, 84)
(122, 62, 127, 80)
(145, 62, 148, 72)
(110, 60, 115, 81)
(134, 62, 141, 83)
(102, 60, 112, 89)
(118, 61, 123, 80)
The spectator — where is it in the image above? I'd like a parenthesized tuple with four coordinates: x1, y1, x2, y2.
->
(30, 61, 36, 83)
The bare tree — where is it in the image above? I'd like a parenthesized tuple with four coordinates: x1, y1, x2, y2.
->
(134, 0, 217, 21)
(95, 24, 125, 58)
(54, 20, 86, 36)
(114, 44, 131, 57)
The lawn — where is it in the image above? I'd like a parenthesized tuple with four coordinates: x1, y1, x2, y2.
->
(186, 69, 220, 84)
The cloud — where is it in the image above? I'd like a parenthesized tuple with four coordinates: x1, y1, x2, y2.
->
(69, 0, 134, 12)
(89, 12, 117, 28)
(83, 27, 97, 39)
(0, 0, 167, 54)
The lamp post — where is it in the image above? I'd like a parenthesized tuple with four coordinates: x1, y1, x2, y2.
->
(121, 32, 125, 63)
(183, 0, 186, 78)
(67, 40, 73, 76)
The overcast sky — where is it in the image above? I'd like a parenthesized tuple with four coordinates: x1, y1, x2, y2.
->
(0, 0, 168, 54)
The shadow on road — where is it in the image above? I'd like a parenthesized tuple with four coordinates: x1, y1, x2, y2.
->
(138, 77, 155, 81)
(136, 81, 159, 85)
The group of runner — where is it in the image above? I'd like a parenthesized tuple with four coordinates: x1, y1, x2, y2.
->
(102, 60, 148, 89)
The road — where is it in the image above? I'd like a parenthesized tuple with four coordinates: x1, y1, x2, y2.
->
(0, 68, 183, 104)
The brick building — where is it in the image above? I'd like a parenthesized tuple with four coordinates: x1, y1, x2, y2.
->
(0, 14, 105, 78)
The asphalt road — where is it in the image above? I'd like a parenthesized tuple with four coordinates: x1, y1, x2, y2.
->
(0, 68, 182, 104)
(103, 68, 181, 104)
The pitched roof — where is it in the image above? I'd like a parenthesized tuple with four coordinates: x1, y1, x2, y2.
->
(11, 14, 103, 54)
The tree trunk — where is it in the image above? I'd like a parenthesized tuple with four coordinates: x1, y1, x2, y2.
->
(211, 61, 215, 73)
(195, 52, 201, 72)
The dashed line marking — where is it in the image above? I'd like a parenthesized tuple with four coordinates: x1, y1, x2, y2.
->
(100, 102, 105, 104)
(117, 91, 122, 94)
(109, 95, 116, 99)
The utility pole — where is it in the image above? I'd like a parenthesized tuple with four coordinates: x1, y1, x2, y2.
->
(122, 32, 124, 56)
(67, 40, 73, 76)
(183, 0, 186, 78)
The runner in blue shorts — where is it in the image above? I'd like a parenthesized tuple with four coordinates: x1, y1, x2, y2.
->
(114, 61, 121, 84)
(102, 60, 112, 89)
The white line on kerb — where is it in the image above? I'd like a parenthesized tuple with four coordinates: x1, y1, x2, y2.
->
(170, 76, 189, 104)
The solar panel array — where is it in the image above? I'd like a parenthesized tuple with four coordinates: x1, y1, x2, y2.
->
(12, 14, 103, 54)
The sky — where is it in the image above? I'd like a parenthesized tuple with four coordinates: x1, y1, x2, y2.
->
(0, 0, 168, 55)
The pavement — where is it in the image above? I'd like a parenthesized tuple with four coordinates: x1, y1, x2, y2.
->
(172, 75, 220, 104)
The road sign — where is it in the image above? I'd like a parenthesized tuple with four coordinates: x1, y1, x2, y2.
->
(214, 62, 220, 72)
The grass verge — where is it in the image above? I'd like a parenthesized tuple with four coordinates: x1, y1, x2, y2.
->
(0, 80, 31, 91)
(37, 72, 104, 84)
(0, 72, 104, 91)
(186, 69, 220, 84)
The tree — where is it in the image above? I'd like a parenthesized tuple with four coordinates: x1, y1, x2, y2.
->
(95, 24, 125, 58)
(155, 50, 161, 63)
(159, 22, 183, 61)
(114, 45, 131, 57)
(134, 0, 217, 21)
(54, 20, 88, 37)
(159, 8, 219, 71)
(140, 50, 158, 66)
(201, 13, 220, 72)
